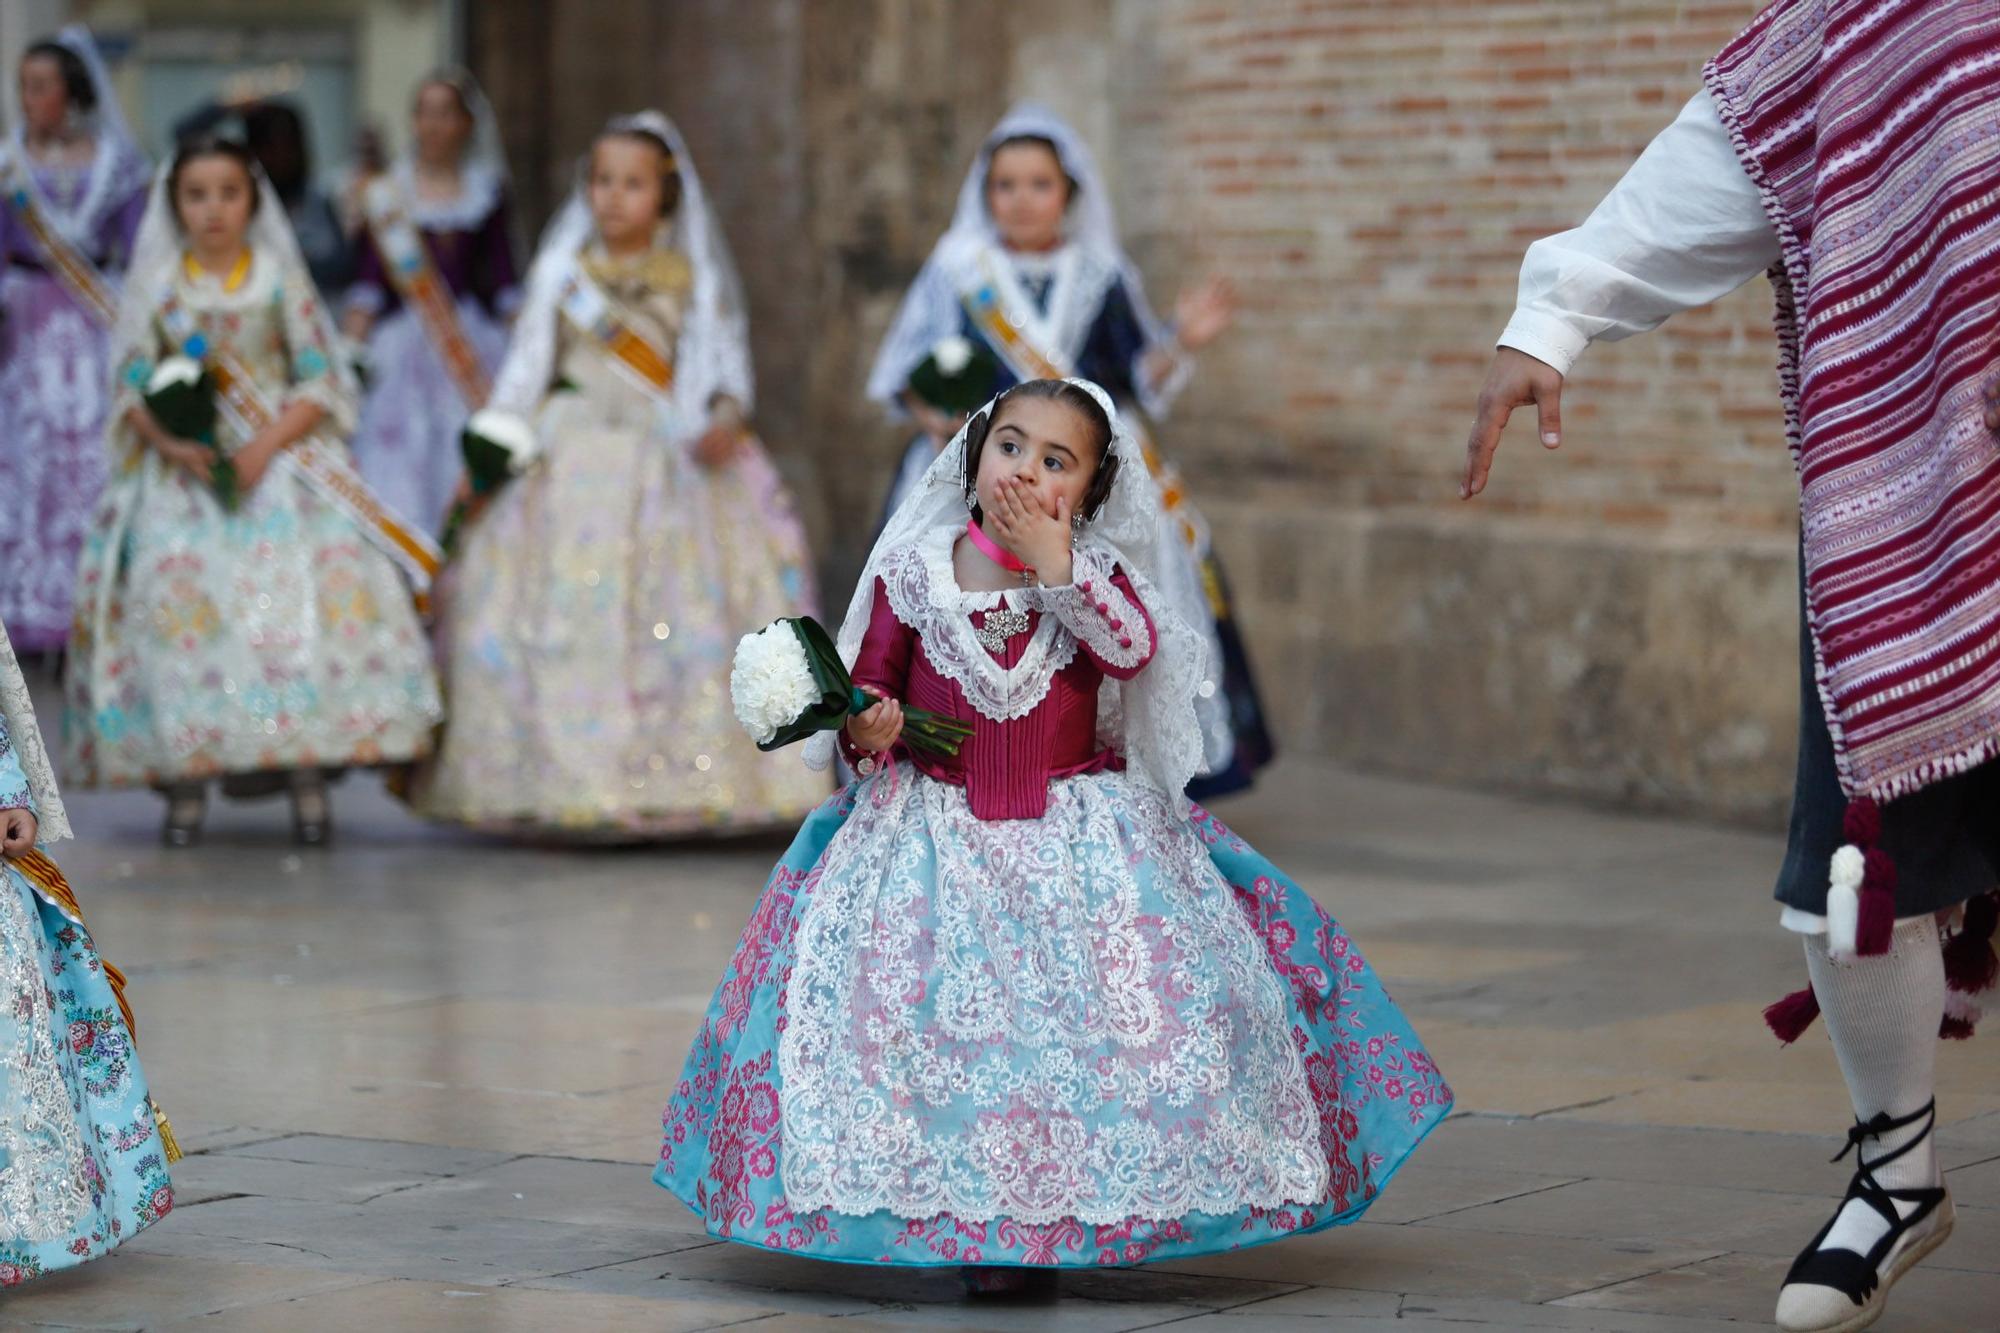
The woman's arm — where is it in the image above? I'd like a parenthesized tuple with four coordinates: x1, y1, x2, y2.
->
(1465, 89, 1780, 498)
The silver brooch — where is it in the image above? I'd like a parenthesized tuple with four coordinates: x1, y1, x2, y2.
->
(975, 606, 1030, 653)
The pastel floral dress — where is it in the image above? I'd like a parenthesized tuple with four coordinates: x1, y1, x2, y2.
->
(64, 248, 442, 787)
(0, 712, 173, 1286)
(412, 244, 823, 838)
(0, 149, 148, 652)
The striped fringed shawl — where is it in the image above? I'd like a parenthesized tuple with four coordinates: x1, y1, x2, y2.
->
(1705, 0, 2000, 802)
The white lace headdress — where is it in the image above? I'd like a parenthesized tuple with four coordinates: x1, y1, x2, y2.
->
(0, 621, 68, 841)
(113, 151, 359, 443)
(388, 66, 509, 228)
(809, 378, 1209, 809)
(485, 110, 750, 443)
(3, 23, 152, 248)
(864, 102, 1168, 408)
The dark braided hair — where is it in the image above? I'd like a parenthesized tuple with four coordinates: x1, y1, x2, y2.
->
(23, 41, 94, 114)
(962, 379, 1120, 523)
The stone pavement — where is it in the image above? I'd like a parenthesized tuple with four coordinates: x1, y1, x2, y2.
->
(2, 745, 1995, 1330)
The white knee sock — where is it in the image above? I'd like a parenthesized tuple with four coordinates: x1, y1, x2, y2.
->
(1801, 913, 1943, 1262)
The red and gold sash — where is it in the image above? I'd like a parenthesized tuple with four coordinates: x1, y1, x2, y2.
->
(361, 181, 492, 409)
(558, 269, 675, 398)
(1, 149, 116, 327)
(960, 272, 1069, 385)
(959, 253, 1204, 554)
(9, 849, 182, 1162)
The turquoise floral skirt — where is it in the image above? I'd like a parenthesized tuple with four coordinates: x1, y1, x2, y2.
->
(656, 771, 1449, 1268)
(0, 857, 173, 1287)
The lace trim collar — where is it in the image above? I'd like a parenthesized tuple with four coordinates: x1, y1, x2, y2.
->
(392, 161, 506, 231)
(879, 526, 1080, 722)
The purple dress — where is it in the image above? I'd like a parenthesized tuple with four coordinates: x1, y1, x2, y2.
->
(0, 146, 148, 652)
(347, 168, 520, 535)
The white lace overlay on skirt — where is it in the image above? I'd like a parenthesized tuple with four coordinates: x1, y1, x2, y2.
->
(779, 770, 1327, 1225)
(0, 874, 90, 1242)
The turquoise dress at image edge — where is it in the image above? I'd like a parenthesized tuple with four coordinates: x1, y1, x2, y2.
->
(0, 716, 172, 1287)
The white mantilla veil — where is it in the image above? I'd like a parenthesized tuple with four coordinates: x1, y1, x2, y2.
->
(486, 110, 750, 443)
(2, 24, 152, 251)
(0, 621, 68, 842)
(386, 66, 509, 229)
(864, 102, 1170, 410)
(807, 379, 1209, 811)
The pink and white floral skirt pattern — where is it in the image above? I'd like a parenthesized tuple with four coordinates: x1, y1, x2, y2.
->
(655, 770, 1450, 1267)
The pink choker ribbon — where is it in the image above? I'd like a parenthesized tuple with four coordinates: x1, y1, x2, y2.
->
(965, 518, 1030, 574)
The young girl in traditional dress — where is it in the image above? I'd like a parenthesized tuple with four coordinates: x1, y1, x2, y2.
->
(0, 27, 150, 655)
(867, 104, 1271, 801)
(345, 68, 520, 535)
(1, 617, 177, 1286)
(410, 113, 823, 839)
(65, 138, 443, 846)
(656, 378, 1448, 1290)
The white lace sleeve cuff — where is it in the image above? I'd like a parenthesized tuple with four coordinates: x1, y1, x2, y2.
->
(1040, 549, 1153, 672)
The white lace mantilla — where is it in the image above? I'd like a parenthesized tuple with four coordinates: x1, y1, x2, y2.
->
(777, 769, 1327, 1225)
(1, 622, 69, 841)
(0, 874, 90, 1243)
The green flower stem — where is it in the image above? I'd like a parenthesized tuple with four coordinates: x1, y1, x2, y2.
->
(843, 687, 972, 759)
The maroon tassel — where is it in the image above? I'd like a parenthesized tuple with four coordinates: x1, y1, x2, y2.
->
(1943, 890, 2000, 995)
(1940, 1014, 1976, 1041)
(1855, 847, 1897, 956)
(1841, 796, 1882, 845)
(1856, 886, 1897, 955)
(1765, 985, 1821, 1043)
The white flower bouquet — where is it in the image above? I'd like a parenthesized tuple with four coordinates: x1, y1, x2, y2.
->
(732, 616, 972, 756)
(145, 353, 235, 509)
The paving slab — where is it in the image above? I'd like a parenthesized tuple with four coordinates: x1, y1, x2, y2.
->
(12, 747, 1994, 1329)
(152, 1279, 785, 1333)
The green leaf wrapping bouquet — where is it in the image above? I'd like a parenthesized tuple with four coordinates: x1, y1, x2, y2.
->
(731, 616, 972, 758)
(904, 335, 1001, 419)
(144, 353, 237, 510)
(442, 408, 540, 553)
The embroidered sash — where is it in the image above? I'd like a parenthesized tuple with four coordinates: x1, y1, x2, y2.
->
(361, 181, 491, 409)
(0, 148, 116, 327)
(959, 251, 1072, 384)
(157, 292, 442, 592)
(557, 268, 675, 399)
(958, 250, 1207, 555)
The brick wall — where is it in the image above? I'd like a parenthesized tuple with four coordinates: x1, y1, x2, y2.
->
(473, 0, 1802, 821)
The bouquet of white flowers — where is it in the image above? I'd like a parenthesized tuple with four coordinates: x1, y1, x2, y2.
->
(905, 334, 1000, 418)
(461, 408, 540, 493)
(442, 409, 540, 552)
(145, 354, 235, 510)
(732, 616, 972, 757)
